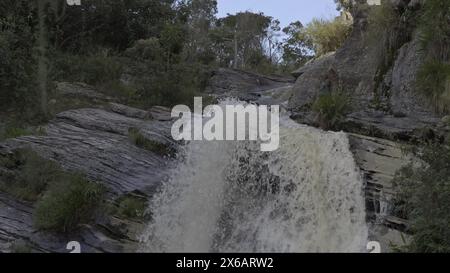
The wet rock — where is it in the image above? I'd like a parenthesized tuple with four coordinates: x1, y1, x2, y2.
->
(348, 133, 412, 248)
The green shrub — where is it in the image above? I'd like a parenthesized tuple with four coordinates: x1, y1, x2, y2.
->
(124, 38, 164, 62)
(417, 0, 450, 59)
(34, 174, 104, 233)
(366, 0, 410, 92)
(0, 122, 47, 141)
(0, 1, 37, 110)
(0, 148, 62, 202)
(10, 240, 32, 253)
(415, 0, 450, 113)
(416, 61, 450, 113)
(96, 80, 138, 104)
(312, 91, 352, 130)
(52, 52, 123, 86)
(0, 148, 105, 233)
(303, 17, 352, 57)
(128, 127, 175, 156)
(366, 0, 398, 39)
(393, 143, 450, 252)
(1, 126, 32, 140)
(117, 195, 147, 220)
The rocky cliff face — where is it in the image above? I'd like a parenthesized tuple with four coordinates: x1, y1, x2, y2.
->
(288, 0, 447, 246)
(289, 0, 447, 142)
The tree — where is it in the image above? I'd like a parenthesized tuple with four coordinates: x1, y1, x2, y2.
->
(282, 21, 313, 68)
(212, 12, 274, 70)
(36, 0, 67, 117)
(0, 0, 36, 110)
(181, 0, 218, 63)
(266, 19, 281, 63)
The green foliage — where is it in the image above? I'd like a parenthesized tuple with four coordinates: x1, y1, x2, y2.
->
(55, 0, 177, 52)
(393, 143, 450, 252)
(281, 21, 313, 69)
(10, 240, 32, 253)
(416, 61, 450, 113)
(0, 148, 62, 202)
(0, 122, 47, 141)
(124, 38, 164, 62)
(124, 49, 210, 107)
(52, 52, 123, 86)
(417, 0, 450, 60)
(117, 195, 147, 220)
(128, 127, 175, 156)
(366, 0, 413, 98)
(0, 148, 105, 233)
(303, 17, 352, 57)
(312, 91, 352, 130)
(212, 11, 279, 70)
(34, 174, 104, 233)
(0, 0, 37, 110)
(415, 0, 450, 113)
(1, 126, 32, 140)
(367, 0, 398, 34)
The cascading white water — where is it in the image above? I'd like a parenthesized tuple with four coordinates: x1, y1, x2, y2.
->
(140, 111, 368, 252)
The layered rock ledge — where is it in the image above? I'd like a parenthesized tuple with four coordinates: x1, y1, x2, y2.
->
(0, 104, 176, 253)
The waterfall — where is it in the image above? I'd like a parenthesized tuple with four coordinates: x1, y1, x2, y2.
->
(140, 115, 368, 252)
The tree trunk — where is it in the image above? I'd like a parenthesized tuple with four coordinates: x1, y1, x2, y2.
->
(233, 27, 238, 69)
(37, 0, 48, 116)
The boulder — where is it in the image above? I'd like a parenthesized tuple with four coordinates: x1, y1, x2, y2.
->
(288, 53, 336, 111)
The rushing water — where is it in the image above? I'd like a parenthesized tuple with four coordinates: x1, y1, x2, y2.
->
(140, 106, 368, 252)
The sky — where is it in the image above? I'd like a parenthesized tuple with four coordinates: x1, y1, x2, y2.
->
(217, 0, 339, 28)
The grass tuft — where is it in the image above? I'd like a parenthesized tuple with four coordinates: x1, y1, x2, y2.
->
(34, 174, 104, 233)
(128, 127, 175, 156)
(312, 91, 352, 130)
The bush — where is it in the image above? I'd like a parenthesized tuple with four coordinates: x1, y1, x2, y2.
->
(415, 0, 450, 113)
(34, 174, 104, 233)
(417, 0, 450, 59)
(366, 0, 412, 92)
(10, 240, 32, 253)
(303, 17, 352, 57)
(52, 52, 123, 86)
(0, 148, 105, 233)
(1, 126, 32, 140)
(124, 38, 164, 62)
(0, 148, 62, 202)
(416, 61, 450, 113)
(117, 195, 147, 220)
(312, 91, 352, 130)
(393, 143, 450, 252)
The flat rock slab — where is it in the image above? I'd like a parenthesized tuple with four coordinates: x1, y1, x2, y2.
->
(206, 68, 294, 101)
